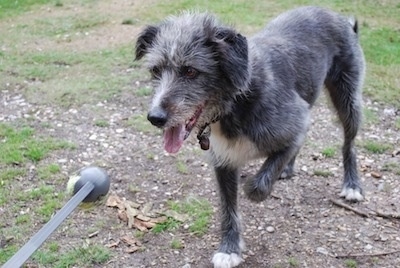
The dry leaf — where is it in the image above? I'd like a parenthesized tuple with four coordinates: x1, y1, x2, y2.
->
(118, 210, 128, 223)
(125, 200, 141, 209)
(150, 216, 168, 224)
(106, 241, 120, 248)
(163, 210, 189, 222)
(106, 195, 125, 210)
(125, 246, 140, 254)
(136, 214, 151, 222)
(140, 220, 156, 229)
(141, 202, 153, 215)
(121, 235, 139, 246)
(126, 203, 139, 228)
(133, 218, 150, 232)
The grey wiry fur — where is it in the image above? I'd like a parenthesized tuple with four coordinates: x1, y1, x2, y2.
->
(136, 6, 365, 268)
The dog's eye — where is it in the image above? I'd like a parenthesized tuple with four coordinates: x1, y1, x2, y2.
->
(181, 66, 198, 79)
(150, 66, 161, 78)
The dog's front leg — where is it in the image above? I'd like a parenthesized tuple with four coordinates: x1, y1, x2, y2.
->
(212, 165, 244, 268)
(245, 148, 297, 202)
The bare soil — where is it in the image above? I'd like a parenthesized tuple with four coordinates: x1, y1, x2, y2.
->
(1, 1, 400, 267)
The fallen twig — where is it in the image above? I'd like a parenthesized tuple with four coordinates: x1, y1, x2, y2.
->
(336, 249, 400, 259)
(329, 198, 370, 218)
(372, 210, 400, 220)
(88, 230, 99, 238)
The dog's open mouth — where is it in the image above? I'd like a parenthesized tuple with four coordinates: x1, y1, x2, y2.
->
(163, 106, 203, 154)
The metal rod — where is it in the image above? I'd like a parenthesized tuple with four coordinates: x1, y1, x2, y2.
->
(2, 182, 94, 268)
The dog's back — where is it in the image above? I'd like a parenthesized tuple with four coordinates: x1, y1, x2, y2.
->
(250, 6, 364, 106)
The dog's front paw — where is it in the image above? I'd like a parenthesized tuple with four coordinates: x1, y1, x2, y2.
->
(339, 187, 363, 201)
(244, 176, 272, 202)
(212, 252, 243, 268)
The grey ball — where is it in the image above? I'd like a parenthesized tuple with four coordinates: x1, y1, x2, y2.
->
(73, 166, 110, 202)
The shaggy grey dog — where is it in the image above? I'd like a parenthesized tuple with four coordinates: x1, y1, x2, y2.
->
(135, 6, 365, 268)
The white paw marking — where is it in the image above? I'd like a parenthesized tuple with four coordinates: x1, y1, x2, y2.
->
(212, 252, 243, 268)
(339, 188, 363, 201)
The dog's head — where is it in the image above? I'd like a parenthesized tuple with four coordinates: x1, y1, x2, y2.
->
(135, 12, 250, 153)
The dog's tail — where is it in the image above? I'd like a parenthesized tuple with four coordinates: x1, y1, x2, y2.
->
(348, 16, 358, 34)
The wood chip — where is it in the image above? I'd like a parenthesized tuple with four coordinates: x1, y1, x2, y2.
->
(371, 171, 382, 178)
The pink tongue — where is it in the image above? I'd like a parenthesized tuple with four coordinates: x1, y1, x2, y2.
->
(163, 124, 186, 154)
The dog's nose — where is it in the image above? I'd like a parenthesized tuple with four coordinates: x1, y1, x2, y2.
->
(147, 107, 168, 127)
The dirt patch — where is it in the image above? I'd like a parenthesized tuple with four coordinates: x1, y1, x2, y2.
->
(1, 1, 400, 268)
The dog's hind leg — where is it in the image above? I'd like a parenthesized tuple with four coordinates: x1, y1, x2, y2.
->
(212, 166, 244, 268)
(325, 54, 364, 201)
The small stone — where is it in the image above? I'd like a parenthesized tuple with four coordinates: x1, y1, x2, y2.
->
(316, 247, 329, 255)
(89, 134, 97, 140)
(266, 226, 275, 233)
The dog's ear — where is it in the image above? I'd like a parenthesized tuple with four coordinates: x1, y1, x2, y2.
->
(135, 25, 159, 60)
(213, 28, 250, 89)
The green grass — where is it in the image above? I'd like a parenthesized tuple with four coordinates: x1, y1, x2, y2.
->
(32, 244, 111, 267)
(136, 86, 153, 97)
(152, 217, 181, 233)
(0, 123, 72, 164)
(321, 147, 336, 158)
(362, 140, 392, 154)
(169, 197, 213, 235)
(0, 245, 18, 264)
(361, 27, 400, 66)
(0, 0, 55, 19)
(382, 161, 400, 176)
(170, 238, 184, 249)
(94, 119, 110, 127)
(288, 257, 299, 267)
(176, 160, 189, 174)
(313, 169, 333, 178)
(344, 259, 358, 268)
(1, 46, 138, 107)
(363, 108, 379, 125)
(0, 123, 73, 264)
(153, 197, 212, 235)
(395, 118, 400, 130)
(37, 163, 61, 180)
(125, 114, 156, 134)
